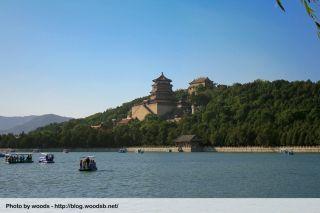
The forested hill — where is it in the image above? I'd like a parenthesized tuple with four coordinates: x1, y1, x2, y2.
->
(0, 80, 319, 148)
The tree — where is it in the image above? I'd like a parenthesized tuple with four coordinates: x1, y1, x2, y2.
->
(276, 0, 320, 37)
(1, 80, 320, 148)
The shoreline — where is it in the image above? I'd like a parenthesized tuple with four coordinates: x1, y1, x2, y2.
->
(1, 146, 320, 153)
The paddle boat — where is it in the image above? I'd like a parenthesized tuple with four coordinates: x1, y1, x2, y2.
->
(79, 156, 97, 171)
(136, 148, 144, 154)
(118, 148, 127, 153)
(287, 150, 294, 155)
(5, 153, 33, 164)
(63, 149, 69, 153)
(280, 148, 294, 155)
(39, 153, 55, 163)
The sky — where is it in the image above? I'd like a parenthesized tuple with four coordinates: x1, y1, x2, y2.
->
(0, 0, 319, 118)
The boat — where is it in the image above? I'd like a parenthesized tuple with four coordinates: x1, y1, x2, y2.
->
(0, 153, 5, 158)
(287, 150, 294, 155)
(39, 153, 55, 163)
(136, 149, 144, 154)
(63, 149, 69, 153)
(118, 148, 127, 153)
(280, 148, 294, 155)
(79, 156, 97, 171)
(33, 149, 40, 153)
(5, 153, 33, 164)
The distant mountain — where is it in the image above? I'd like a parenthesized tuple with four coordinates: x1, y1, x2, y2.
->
(0, 115, 36, 130)
(0, 114, 73, 134)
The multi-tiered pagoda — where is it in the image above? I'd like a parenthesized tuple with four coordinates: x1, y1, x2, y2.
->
(150, 72, 174, 104)
(131, 73, 176, 120)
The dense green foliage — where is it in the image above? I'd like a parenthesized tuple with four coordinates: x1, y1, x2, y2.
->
(1, 80, 320, 148)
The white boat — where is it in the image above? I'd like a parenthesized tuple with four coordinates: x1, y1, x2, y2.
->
(136, 149, 144, 154)
(79, 156, 97, 171)
(280, 148, 294, 155)
(39, 153, 55, 163)
(118, 148, 127, 153)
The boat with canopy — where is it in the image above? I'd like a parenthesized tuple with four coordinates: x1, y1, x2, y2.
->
(5, 153, 33, 164)
(118, 148, 127, 153)
(39, 153, 55, 163)
(79, 156, 97, 171)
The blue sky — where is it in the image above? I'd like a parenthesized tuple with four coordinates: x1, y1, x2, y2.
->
(0, 0, 319, 118)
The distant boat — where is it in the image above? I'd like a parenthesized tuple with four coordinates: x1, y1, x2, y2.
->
(79, 156, 97, 172)
(280, 148, 294, 155)
(39, 153, 55, 164)
(136, 149, 144, 154)
(118, 148, 127, 153)
(287, 150, 294, 155)
(63, 149, 69, 153)
(33, 149, 40, 153)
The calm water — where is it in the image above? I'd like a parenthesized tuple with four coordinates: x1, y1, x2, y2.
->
(0, 152, 320, 197)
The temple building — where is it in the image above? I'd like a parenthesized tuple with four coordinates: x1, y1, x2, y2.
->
(188, 77, 214, 95)
(188, 77, 214, 114)
(117, 73, 213, 122)
(131, 73, 176, 121)
(174, 135, 203, 152)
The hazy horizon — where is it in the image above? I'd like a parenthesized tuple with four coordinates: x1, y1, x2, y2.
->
(1, 0, 319, 118)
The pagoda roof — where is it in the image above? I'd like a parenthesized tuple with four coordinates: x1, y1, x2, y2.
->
(189, 77, 212, 85)
(153, 72, 172, 82)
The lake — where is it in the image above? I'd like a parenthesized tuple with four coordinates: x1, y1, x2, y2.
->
(0, 152, 320, 197)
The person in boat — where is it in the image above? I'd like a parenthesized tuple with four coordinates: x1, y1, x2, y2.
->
(92, 160, 96, 169)
(89, 159, 96, 170)
(85, 157, 90, 168)
(6, 155, 10, 163)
